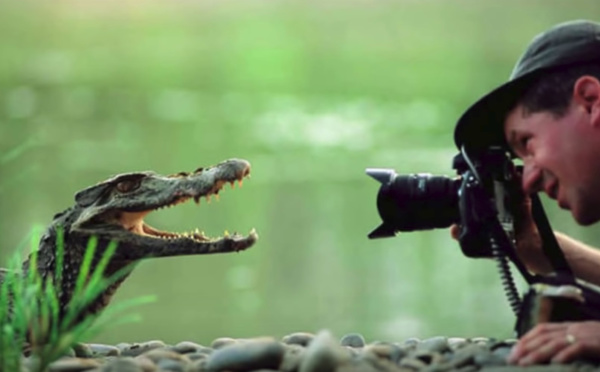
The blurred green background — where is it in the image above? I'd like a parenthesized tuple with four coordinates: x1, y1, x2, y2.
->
(2, 0, 600, 345)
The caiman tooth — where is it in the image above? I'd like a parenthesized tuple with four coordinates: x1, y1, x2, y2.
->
(229, 181, 235, 189)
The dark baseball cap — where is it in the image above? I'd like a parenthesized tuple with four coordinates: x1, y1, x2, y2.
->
(454, 20, 600, 153)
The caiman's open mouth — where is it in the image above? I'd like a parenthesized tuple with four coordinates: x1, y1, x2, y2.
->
(116, 164, 257, 247)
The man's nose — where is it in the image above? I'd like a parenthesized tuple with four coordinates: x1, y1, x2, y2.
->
(521, 161, 543, 194)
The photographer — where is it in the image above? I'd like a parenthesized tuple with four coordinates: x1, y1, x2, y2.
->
(453, 20, 600, 365)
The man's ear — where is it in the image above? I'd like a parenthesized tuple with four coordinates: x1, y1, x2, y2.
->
(573, 76, 600, 127)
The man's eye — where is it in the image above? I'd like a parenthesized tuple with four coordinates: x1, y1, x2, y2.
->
(116, 179, 141, 193)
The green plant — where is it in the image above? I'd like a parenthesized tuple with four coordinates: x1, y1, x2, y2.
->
(0, 226, 156, 372)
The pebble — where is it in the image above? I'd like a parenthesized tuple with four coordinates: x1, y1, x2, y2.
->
(417, 336, 450, 354)
(16, 331, 600, 372)
(448, 337, 469, 350)
(186, 359, 208, 372)
(72, 343, 94, 358)
(403, 337, 421, 350)
(205, 338, 285, 371)
(47, 358, 101, 372)
(141, 349, 190, 364)
(99, 357, 143, 372)
(340, 333, 366, 348)
(169, 341, 202, 354)
(89, 344, 120, 357)
(120, 340, 167, 357)
(280, 344, 305, 372)
(210, 337, 238, 349)
(155, 358, 186, 371)
(282, 332, 315, 347)
(299, 330, 349, 372)
(364, 343, 405, 363)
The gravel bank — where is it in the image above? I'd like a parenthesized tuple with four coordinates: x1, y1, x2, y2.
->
(25, 330, 600, 372)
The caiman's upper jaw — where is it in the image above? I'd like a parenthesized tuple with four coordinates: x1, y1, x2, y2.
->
(81, 158, 257, 251)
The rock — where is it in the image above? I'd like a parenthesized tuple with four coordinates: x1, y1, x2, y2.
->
(403, 337, 421, 350)
(448, 337, 469, 351)
(210, 337, 238, 349)
(197, 346, 213, 355)
(99, 357, 144, 372)
(115, 343, 132, 352)
(469, 337, 490, 346)
(473, 349, 507, 367)
(363, 343, 406, 364)
(205, 339, 286, 371)
(417, 336, 449, 354)
(89, 344, 121, 357)
(47, 358, 102, 372)
(399, 357, 428, 370)
(72, 343, 94, 358)
(299, 330, 349, 372)
(340, 333, 366, 348)
(139, 349, 190, 364)
(156, 358, 186, 371)
(132, 356, 157, 372)
(491, 346, 512, 364)
(169, 341, 202, 354)
(185, 352, 210, 361)
(280, 344, 306, 372)
(185, 358, 208, 372)
(282, 332, 315, 347)
(121, 340, 167, 357)
(413, 350, 444, 365)
(442, 344, 484, 369)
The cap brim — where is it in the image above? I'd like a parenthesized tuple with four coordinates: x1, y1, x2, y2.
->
(454, 73, 540, 154)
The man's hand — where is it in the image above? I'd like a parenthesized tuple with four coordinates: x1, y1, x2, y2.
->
(508, 321, 600, 364)
(449, 182, 552, 274)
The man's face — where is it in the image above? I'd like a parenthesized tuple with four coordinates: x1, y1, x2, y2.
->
(504, 100, 600, 225)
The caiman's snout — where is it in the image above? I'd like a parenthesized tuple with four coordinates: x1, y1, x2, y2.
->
(172, 158, 251, 205)
(76, 158, 257, 247)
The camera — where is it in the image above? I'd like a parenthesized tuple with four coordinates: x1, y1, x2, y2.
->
(366, 147, 521, 258)
(365, 147, 600, 337)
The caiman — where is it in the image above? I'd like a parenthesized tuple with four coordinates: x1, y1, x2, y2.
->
(1, 158, 258, 329)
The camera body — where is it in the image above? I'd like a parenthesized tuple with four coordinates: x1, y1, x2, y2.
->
(367, 147, 520, 258)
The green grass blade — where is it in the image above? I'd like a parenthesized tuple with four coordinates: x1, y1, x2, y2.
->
(83, 240, 118, 294)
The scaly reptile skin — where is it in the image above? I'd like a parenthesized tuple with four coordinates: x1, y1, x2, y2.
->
(1, 158, 258, 327)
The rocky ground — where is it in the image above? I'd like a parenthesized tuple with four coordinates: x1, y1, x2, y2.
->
(25, 331, 600, 372)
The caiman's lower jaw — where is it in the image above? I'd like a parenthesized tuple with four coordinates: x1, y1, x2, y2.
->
(140, 223, 258, 245)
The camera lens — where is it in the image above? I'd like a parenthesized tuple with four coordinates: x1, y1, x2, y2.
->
(367, 169, 461, 238)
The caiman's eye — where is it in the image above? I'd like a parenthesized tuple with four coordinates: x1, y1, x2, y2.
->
(116, 179, 141, 193)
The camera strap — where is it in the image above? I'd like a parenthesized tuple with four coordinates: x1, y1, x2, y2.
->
(530, 194, 575, 280)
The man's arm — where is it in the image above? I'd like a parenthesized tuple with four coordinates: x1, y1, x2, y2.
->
(554, 232, 600, 285)
(514, 229, 600, 285)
